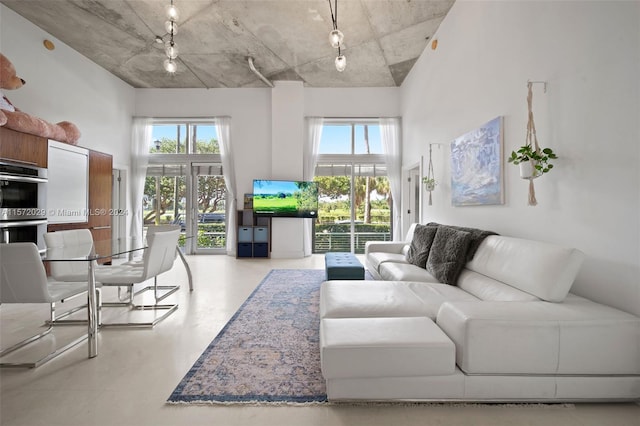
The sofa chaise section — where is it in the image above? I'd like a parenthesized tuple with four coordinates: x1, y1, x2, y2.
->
(320, 223, 640, 402)
(438, 295, 640, 376)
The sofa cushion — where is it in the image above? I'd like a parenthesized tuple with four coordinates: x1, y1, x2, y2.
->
(437, 296, 640, 375)
(407, 282, 479, 319)
(406, 224, 439, 268)
(367, 252, 407, 273)
(320, 281, 429, 319)
(426, 226, 471, 285)
(379, 262, 438, 283)
(467, 235, 585, 302)
(456, 269, 540, 301)
(321, 280, 478, 320)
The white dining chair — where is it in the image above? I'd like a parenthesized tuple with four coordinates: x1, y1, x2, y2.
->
(122, 225, 182, 305)
(94, 227, 181, 327)
(0, 242, 89, 368)
(125, 224, 193, 292)
(43, 229, 100, 325)
(143, 224, 193, 292)
(44, 229, 96, 281)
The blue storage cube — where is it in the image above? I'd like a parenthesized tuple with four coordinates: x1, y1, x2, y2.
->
(253, 227, 268, 242)
(238, 227, 253, 242)
(253, 243, 269, 258)
(237, 243, 253, 257)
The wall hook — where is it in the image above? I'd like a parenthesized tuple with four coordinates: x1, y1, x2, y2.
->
(527, 80, 547, 93)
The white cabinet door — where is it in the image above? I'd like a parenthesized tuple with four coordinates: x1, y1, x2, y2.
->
(47, 141, 89, 224)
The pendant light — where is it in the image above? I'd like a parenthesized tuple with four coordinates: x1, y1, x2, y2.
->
(162, 0, 179, 73)
(328, 0, 346, 72)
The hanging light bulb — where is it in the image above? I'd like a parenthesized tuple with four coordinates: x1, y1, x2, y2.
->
(166, 2, 179, 21)
(165, 41, 179, 59)
(164, 58, 177, 73)
(335, 54, 346, 72)
(329, 29, 344, 48)
(165, 20, 178, 35)
(161, 0, 179, 74)
(328, 0, 346, 72)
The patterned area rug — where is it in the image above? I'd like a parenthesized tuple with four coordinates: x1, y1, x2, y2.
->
(168, 269, 330, 404)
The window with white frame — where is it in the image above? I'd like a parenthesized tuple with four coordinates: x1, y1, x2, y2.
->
(145, 120, 227, 252)
(313, 121, 392, 253)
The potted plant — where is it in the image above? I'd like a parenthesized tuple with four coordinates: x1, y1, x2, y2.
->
(422, 177, 437, 191)
(507, 145, 558, 179)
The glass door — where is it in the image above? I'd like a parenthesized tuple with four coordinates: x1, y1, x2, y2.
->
(191, 163, 226, 254)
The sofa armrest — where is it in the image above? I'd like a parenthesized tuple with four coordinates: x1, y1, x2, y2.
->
(365, 241, 408, 256)
(436, 300, 640, 375)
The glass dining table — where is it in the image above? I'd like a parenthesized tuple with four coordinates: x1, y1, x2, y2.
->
(41, 241, 146, 359)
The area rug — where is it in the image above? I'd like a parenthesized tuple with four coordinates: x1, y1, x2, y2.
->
(167, 269, 577, 408)
(167, 269, 330, 404)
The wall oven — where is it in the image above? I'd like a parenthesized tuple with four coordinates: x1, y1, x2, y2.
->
(0, 160, 48, 251)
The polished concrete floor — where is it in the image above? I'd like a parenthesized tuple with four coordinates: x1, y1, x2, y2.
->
(1, 254, 638, 426)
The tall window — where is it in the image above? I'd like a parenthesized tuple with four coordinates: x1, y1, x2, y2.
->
(145, 121, 226, 254)
(314, 121, 392, 253)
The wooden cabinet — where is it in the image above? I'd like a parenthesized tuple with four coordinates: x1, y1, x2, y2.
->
(88, 150, 112, 230)
(0, 127, 48, 167)
(88, 150, 113, 257)
(1, 128, 114, 268)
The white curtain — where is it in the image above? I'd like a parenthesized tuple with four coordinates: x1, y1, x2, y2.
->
(216, 117, 237, 255)
(130, 117, 151, 254)
(303, 117, 323, 256)
(380, 117, 403, 241)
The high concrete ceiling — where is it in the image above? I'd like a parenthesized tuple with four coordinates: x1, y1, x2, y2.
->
(1, 0, 455, 88)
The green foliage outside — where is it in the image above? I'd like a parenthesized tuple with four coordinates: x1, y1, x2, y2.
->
(145, 133, 226, 249)
(178, 224, 225, 249)
(314, 176, 391, 224)
(144, 137, 225, 226)
(312, 175, 392, 253)
(144, 130, 393, 250)
(316, 197, 390, 224)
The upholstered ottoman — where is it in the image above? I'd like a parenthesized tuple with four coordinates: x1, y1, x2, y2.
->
(320, 316, 455, 380)
(325, 252, 365, 280)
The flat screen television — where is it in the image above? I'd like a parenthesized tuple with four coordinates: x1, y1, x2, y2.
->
(252, 179, 318, 218)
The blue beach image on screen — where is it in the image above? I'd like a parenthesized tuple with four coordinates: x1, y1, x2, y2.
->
(252, 180, 318, 218)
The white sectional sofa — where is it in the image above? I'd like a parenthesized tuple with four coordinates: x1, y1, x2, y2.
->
(319, 223, 640, 402)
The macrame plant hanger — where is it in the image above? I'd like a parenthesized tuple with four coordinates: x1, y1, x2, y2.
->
(525, 81, 542, 206)
(426, 143, 435, 205)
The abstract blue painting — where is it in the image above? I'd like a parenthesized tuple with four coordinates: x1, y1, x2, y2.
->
(450, 116, 504, 206)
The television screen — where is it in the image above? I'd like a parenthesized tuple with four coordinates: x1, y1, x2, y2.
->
(252, 179, 318, 218)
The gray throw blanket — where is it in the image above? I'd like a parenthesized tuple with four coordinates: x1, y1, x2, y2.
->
(426, 222, 497, 262)
(424, 223, 497, 285)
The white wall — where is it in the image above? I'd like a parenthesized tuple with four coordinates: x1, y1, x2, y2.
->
(401, 1, 640, 316)
(270, 82, 305, 258)
(135, 88, 273, 197)
(0, 5, 134, 169)
(305, 87, 401, 117)
(1, 4, 136, 241)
